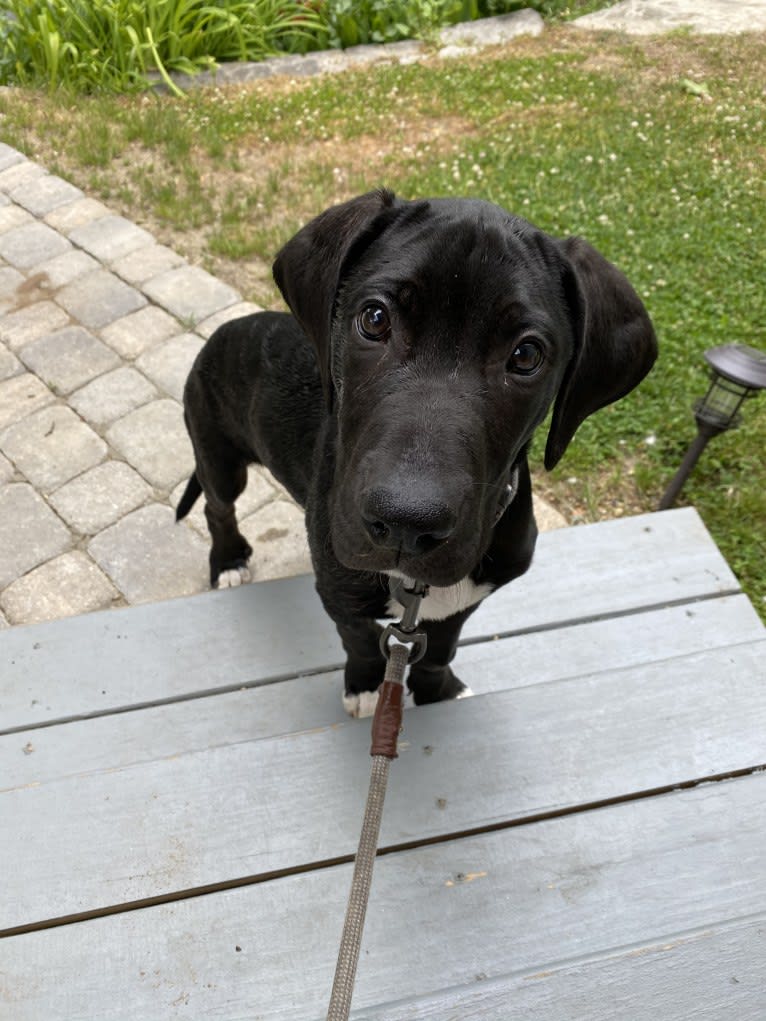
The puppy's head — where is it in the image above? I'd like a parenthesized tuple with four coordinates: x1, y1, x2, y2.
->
(274, 191, 657, 586)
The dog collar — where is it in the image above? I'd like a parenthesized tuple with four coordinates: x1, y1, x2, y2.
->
(494, 466, 520, 525)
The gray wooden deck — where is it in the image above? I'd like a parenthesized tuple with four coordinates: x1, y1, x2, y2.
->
(2, 507, 764, 1019)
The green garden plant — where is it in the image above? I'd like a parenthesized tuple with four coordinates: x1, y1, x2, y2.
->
(320, 0, 483, 48)
(0, 0, 323, 93)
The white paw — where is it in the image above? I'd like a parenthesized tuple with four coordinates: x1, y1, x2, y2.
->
(456, 686, 475, 700)
(343, 690, 380, 718)
(216, 565, 251, 589)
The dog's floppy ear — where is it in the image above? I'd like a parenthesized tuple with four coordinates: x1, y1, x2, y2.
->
(273, 189, 401, 405)
(544, 237, 658, 470)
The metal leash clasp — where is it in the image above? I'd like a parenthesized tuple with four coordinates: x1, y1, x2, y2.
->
(379, 578, 429, 665)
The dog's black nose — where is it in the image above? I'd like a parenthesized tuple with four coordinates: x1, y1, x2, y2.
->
(361, 486, 456, 556)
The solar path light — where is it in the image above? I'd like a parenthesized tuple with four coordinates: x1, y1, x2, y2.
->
(658, 344, 766, 510)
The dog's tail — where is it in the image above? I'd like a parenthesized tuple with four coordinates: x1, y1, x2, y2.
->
(175, 472, 203, 521)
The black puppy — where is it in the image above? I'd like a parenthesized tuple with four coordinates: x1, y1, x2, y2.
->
(177, 191, 657, 716)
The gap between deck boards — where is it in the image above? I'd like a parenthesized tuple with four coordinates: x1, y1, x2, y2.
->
(0, 587, 741, 738)
(4, 760, 762, 940)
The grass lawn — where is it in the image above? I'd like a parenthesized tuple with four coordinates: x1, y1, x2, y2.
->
(0, 25, 764, 617)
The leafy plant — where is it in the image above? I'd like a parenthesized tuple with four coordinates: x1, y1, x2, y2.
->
(0, 0, 323, 93)
(318, 0, 481, 48)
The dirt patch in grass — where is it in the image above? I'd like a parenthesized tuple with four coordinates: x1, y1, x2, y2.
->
(107, 111, 478, 306)
(533, 455, 657, 526)
(579, 28, 766, 101)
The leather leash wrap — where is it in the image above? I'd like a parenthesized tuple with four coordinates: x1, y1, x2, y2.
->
(370, 648, 408, 758)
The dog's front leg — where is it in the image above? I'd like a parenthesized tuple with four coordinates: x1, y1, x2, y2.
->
(335, 617, 386, 718)
(407, 606, 478, 706)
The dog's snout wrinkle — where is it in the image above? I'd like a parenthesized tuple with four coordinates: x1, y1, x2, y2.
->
(361, 485, 456, 556)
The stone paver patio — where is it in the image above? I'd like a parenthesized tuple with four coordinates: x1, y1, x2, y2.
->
(0, 144, 309, 627)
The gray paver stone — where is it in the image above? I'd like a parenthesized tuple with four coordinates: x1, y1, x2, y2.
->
(135, 332, 204, 400)
(0, 373, 55, 431)
(0, 300, 70, 352)
(0, 144, 24, 173)
(0, 265, 24, 309)
(1, 275, 56, 318)
(0, 405, 107, 492)
(143, 265, 239, 325)
(0, 451, 13, 484)
(10, 174, 84, 217)
(56, 268, 146, 330)
(171, 464, 278, 538)
(196, 301, 263, 339)
(0, 344, 22, 382)
(88, 503, 209, 604)
(0, 204, 33, 235)
(49, 460, 152, 535)
(70, 215, 155, 263)
(36, 249, 99, 289)
(438, 44, 479, 59)
(240, 499, 311, 581)
(0, 221, 72, 270)
(112, 244, 185, 286)
(0, 551, 119, 625)
(0, 160, 46, 195)
(438, 9, 543, 46)
(100, 305, 181, 360)
(45, 197, 110, 234)
(0, 483, 72, 589)
(532, 494, 566, 531)
(20, 325, 120, 395)
(69, 366, 158, 428)
(573, 0, 766, 34)
(105, 398, 193, 491)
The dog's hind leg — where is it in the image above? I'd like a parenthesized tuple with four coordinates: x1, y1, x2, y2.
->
(204, 474, 253, 589)
(191, 437, 254, 589)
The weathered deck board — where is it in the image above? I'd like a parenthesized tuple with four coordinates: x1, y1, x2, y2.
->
(2, 594, 760, 789)
(355, 912, 766, 1020)
(3, 774, 764, 1020)
(0, 508, 740, 731)
(4, 640, 764, 931)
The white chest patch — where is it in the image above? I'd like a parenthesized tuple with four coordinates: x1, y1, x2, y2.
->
(386, 574, 494, 622)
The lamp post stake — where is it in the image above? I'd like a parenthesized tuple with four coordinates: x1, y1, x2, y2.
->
(658, 344, 766, 511)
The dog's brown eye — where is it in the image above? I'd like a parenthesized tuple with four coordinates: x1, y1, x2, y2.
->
(357, 304, 390, 341)
(507, 340, 544, 376)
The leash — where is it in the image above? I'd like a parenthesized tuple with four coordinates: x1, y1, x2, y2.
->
(326, 578, 428, 1021)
